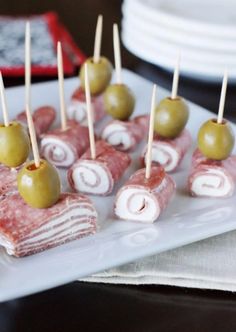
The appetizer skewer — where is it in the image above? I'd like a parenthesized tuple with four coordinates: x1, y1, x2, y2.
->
(0, 71, 30, 167)
(188, 71, 236, 197)
(115, 85, 175, 223)
(67, 15, 112, 125)
(0, 38, 98, 256)
(40, 42, 90, 168)
(101, 24, 148, 152)
(68, 64, 131, 196)
(16, 22, 56, 138)
(104, 24, 135, 121)
(142, 55, 191, 172)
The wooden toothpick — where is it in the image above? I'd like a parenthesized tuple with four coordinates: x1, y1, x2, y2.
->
(113, 24, 122, 84)
(171, 53, 181, 99)
(93, 15, 103, 63)
(25, 21, 31, 111)
(0, 72, 9, 126)
(145, 84, 157, 179)
(57, 41, 67, 131)
(217, 70, 228, 124)
(85, 63, 96, 159)
(26, 104, 40, 168)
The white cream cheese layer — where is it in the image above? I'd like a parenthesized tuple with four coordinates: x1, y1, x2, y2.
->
(41, 137, 75, 167)
(72, 160, 113, 195)
(115, 187, 160, 223)
(102, 123, 133, 151)
(67, 100, 87, 125)
(191, 169, 232, 197)
(144, 142, 179, 172)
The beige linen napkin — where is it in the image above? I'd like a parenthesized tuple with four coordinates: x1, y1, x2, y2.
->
(81, 230, 236, 291)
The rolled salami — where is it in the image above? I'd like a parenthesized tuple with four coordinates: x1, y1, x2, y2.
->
(67, 87, 105, 125)
(0, 192, 97, 257)
(188, 149, 236, 197)
(101, 115, 149, 152)
(115, 166, 175, 223)
(40, 120, 90, 168)
(141, 129, 191, 172)
(16, 106, 56, 137)
(68, 140, 131, 195)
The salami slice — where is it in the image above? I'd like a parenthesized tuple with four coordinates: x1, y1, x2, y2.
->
(115, 166, 175, 223)
(68, 140, 131, 195)
(141, 129, 191, 172)
(16, 106, 56, 137)
(0, 192, 97, 257)
(0, 165, 17, 200)
(67, 87, 105, 125)
(40, 120, 90, 168)
(188, 149, 236, 197)
(101, 115, 149, 152)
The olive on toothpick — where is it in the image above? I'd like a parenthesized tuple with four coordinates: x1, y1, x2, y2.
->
(104, 24, 135, 121)
(17, 105, 61, 209)
(0, 72, 30, 167)
(154, 54, 189, 138)
(79, 15, 113, 95)
(198, 71, 234, 160)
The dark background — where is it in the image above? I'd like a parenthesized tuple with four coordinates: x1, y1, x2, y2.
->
(1, 1, 236, 331)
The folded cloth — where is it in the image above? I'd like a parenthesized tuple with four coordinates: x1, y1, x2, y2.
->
(80, 230, 236, 292)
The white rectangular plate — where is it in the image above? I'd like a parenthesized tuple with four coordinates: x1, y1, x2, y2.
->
(1, 69, 236, 302)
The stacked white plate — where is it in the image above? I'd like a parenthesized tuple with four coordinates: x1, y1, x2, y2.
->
(121, 0, 236, 82)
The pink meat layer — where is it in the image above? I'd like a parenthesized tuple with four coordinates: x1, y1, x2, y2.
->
(0, 165, 17, 200)
(101, 115, 149, 152)
(17, 106, 56, 137)
(115, 166, 176, 222)
(188, 149, 236, 197)
(68, 140, 131, 195)
(0, 192, 97, 257)
(141, 129, 191, 172)
(40, 120, 90, 168)
(69, 86, 105, 123)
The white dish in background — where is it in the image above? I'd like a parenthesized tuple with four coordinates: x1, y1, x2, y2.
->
(125, 0, 236, 38)
(121, 9, 236, 53)
(121, 31, 236, 82)
(1, 69, 236, 302)
(122, 21, 236, 66)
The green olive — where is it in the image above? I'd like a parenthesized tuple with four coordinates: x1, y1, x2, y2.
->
(154, 97, 189, 138)
(104, 84, 135, 120)
(0, 121, 30, 167)
(198, 119, 235, 160)
(80, 56, 113, 95)
(17, 159, 61, 208)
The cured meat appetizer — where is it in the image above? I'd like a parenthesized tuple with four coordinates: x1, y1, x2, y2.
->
(40, 120, 90, 168)
(67, 87, 105, 125)
(68, 63, 131, 195)
(41, 41, 91, 169)
(103, 24, 135, 121)
(101, 115, 149, 152)
(188, 149, 236, 197)
(115, 84, 175, 223)
(188, 71, 236, 198)
(68, 140, 131, 195)
(141, 129, 191, 172)
(16, 106, 56, 137)
(143, 55, 190, 172)
(0, 192, 97, 257)
(68, 15, 112, 125)
(115, 166, 175, 223)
